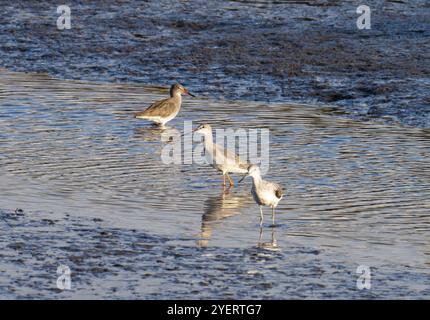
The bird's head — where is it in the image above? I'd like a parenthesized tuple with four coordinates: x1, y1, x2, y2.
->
(192, 123, 212, 135)
(170, 83, 195, 97)
(239, 164, 261, 183)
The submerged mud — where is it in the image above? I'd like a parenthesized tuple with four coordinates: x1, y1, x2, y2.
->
(1, 208, 429, 299)
(0, 0, 429, 127)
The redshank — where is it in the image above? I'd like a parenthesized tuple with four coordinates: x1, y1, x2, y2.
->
(192, 124, 250, 189)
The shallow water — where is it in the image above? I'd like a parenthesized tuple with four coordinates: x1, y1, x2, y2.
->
(1, 0, 429, 127)
(1, 69, 430, 299)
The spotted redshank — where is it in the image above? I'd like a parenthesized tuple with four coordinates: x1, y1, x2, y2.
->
(134, 83, 195, 126)
(239, 164, 284, 226)
(193, 124, 250, 189)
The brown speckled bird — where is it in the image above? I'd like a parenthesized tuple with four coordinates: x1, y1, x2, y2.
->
(134, 83, 195, 126)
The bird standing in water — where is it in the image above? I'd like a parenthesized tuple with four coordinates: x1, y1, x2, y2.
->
(192, 124, 250, 189)
(239, 164, 284, 226)
(134, 83, 195, 126)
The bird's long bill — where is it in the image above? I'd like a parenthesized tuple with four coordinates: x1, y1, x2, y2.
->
(181, 128, 196, 137)
(238, 174, 248, 183)
(186, 89, 196, 97)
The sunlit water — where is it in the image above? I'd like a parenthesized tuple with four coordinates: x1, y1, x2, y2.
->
(1, 69, 430, 298)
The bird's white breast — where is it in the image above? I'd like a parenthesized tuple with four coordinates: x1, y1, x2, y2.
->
(252, 184, 281, 208)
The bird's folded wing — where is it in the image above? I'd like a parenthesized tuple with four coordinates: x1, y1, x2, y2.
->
(275, 184, 284, 199)
(220, 147, 248, 166)
(135, 98, 176, 117)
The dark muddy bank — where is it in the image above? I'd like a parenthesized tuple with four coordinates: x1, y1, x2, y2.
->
(0, 0, 429, 127)
(1, 208, 429, 299)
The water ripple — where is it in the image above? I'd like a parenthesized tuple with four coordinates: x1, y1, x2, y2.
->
(1, 69, 430, 273)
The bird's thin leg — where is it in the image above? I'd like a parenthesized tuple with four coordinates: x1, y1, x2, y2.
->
(259, 225, 263, 244)
(259, 206, 264, 226)
(271, 227, 277, 247)
(223, 174, 226, 188)
(272, 207, 275, 226)
(226, 174, 233, 188)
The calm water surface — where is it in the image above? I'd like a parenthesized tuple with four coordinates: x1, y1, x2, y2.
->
(1, 69, 430, 298)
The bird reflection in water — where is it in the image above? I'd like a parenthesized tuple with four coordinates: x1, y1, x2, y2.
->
(258, 226, 279, 251)
(197, 190, 251, 247)
(133, 125, 179, 143)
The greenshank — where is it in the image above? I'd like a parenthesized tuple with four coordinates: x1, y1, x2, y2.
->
(239, 164, 284, 226)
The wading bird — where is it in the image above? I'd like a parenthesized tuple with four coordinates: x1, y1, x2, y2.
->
(239, 164, 283, 226)
(192, 124, 250, 189)
(134, 83, 195, 126)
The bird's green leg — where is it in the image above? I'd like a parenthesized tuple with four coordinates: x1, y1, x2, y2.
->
(259, 225, 263, 244)
(272, 207, 275, 226)
(259, 206, 264, 226)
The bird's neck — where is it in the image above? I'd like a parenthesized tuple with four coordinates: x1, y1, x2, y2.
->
(203, 131, 214, 148)
(172, 92, 182, 103)
(251, 174, 263, 186)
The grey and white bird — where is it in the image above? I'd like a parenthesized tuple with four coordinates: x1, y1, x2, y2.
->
(134, 83, 195, 126)
(192, 124, 250, 189)
(239, 164, 284, 226)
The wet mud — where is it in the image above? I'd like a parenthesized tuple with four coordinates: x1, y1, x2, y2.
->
(0, 0, 429, 126)
(2, 208, 429, 299)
